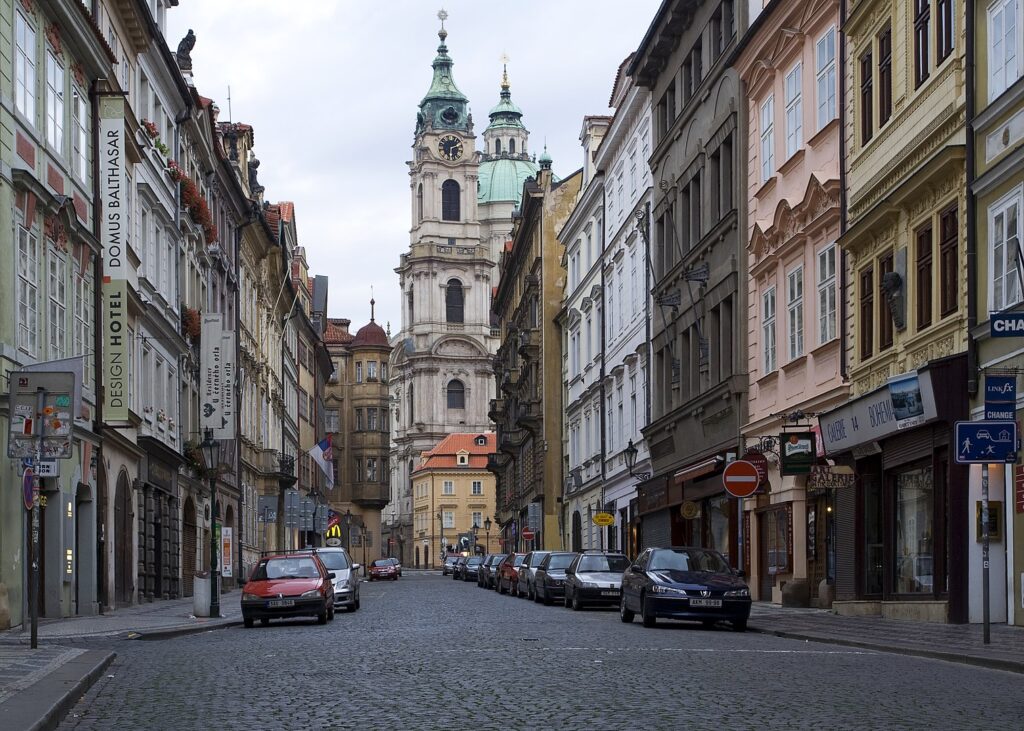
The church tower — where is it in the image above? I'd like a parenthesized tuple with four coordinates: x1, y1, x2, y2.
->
(390, 13, 499, 542)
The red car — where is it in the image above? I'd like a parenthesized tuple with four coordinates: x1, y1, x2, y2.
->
(241, 553, 335, 627)
(497, 553, 527, 595)
(368, 558, 399, 581)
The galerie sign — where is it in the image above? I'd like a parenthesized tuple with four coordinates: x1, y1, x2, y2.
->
(100, 97, 128, 421)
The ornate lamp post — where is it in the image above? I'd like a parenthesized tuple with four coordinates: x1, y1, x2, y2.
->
(484, 516, 492, 554)
(623, 439, 651, 481)
(200, 428, 220, 618)
(344, 509, 352, 551)
(436, 511, 444, 568)
(472, 521, 479, 554)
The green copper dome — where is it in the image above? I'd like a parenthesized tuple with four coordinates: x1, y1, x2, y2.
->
(485, 67, 524, 132)
(417, 25, 469, 134)
(478, 158, 539, 205)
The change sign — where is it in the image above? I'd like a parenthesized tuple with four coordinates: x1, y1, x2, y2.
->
(984, 375, 1017, 420)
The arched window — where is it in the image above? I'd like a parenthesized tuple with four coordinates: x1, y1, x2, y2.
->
(509, 138, 516, 154)
(445, 278, 464, 323)
(571, 511, 583, 552)
(495, 139, 502, 155)
(441, 179, 460, 221)
(447, 379, 465, 409)
(408, 383, 415, 423)
(417, 183, 423, 221)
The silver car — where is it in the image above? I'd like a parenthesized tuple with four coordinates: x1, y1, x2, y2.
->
(312, 548, 361, 612)
(517, 551, 551, 600)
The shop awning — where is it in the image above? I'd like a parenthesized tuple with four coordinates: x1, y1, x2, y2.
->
(673, 456, 724, 485)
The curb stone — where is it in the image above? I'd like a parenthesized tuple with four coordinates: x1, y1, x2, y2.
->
(0, 649, 114, 731)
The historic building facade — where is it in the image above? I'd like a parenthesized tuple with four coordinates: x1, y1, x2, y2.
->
(390, 18, 538, 557)
(736, 0, 847, 606)
(819, 0, 971, 623)
(631, 0, 754, 561)
(490, 161, 582, 552)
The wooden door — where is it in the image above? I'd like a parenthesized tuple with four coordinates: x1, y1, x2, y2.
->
(114, 474, 132, 605)
(182, 498, 196, 596)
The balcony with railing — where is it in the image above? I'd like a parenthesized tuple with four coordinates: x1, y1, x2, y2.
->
(351, 483, 390, 508)
(260, 449, 296, 482)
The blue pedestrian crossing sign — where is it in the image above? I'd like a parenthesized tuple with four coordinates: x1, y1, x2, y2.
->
(954, 421, 1018, 464)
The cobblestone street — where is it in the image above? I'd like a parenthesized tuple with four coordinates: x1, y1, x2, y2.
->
(57, 573, 1022, 730)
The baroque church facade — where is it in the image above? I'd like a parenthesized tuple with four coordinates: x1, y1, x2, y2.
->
(387, 18, 539, 563)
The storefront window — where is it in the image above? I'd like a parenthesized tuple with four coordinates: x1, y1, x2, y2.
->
(707, 496, 730, 564)
(864, 474, 883, 594)
(765, 507, 790, 574)
(894, 466, 934, 594)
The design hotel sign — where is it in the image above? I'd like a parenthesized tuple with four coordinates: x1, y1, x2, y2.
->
(100, 97, 128, 422)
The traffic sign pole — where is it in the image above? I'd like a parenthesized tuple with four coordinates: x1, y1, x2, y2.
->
(982, 464, 990, 645)
(30, 387, 46, 650)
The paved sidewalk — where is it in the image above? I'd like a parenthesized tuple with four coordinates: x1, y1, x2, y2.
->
(749, 603, 1024, 673)
(1, 593, 242, 644)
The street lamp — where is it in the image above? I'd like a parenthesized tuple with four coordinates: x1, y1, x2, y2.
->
(436, 511, 444, 568)
(200, 428, 220, 618)
(472, 521, 479, 554)
(623, 439, 651, 481)
(344, 509, 352, 552)
(484, 516, 492, 554)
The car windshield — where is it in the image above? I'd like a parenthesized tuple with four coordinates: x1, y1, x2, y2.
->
(252, 557, 320, 580)
(528, 552, 550, 566)
(512, 555, 526, 567)
(578, 555, 630, 573)
(371, 559, 391, 568)
(545, 554, 575, 570)
(316, 552, 350, 571)
(649, 549, 732, 573)
(445, 557, 458, 565)
(467, 557, 482, 565)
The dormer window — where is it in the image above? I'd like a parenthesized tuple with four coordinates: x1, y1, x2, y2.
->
(456, 450, 469, 466)
(475, 435, 487, 446)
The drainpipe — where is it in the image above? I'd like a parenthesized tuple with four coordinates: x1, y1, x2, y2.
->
(89, 78, 107, 613)
(599, 183, 607, 549)
(965, 0, 978, 396)
(839, 0, 849, 380)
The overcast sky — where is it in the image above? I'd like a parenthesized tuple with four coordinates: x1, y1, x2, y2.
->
(167, 0, 660, 332)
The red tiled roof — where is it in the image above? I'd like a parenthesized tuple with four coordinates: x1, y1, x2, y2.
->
(351, 320, 388, 348)
(324, 318, 354, 344)
(279, 201, 295, 223)
(307, 276, 314, 297)
(263, 204, 281, 240)
(412, 433, 496, 473)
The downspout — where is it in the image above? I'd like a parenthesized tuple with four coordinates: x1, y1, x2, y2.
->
(643, 199, 652, 427)
(598, 184, 608, 549)
(965, 0, 978, 396)
(839, 0, 850, 380)
(89, 78, 106, 613)
(234, 218, 244, 581)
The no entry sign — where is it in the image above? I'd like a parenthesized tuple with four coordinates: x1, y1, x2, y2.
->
(722, 460, 760, 498)
(521, 530, 535, 541)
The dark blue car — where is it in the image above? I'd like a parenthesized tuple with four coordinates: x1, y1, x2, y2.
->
(619, 547, 751, 631)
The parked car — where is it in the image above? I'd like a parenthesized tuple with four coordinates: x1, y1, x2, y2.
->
(452, 555, 468, 580)
(497, 553, 527, 595)
(241, 553, 335, 627)
(460, 555, 484, 582)
(533, 552, 576, 605)
(307, 547, 360, 612)
(477, 554, 503, 588)
(368, 558, 399, 581)
(619, 547, 751, 631)
(563, 552, 630, 610)
(517, 551, 551, 600)
(442, 555, 459, 576)
(387, 557, 403, 577)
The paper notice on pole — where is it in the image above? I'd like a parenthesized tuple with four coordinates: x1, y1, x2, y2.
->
(215, 329, 236, 439)
(221, 527, 233, 578)
(200, 314, 224, 433)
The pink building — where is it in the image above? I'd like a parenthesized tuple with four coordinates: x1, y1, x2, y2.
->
(735, 0, 847, 606)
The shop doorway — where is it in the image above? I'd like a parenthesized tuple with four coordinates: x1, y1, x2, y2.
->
(182, 497, 196, 597)
(571, 511, 582, 552)
(114, 472, 133, 606)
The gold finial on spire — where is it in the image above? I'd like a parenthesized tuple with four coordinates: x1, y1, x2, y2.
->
(500, 52, 510, 90)
(437, 8, 448, 41)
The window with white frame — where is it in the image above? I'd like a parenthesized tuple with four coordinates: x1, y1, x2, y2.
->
(72, 88, 89, 182)
(18, 226, 39, 356)
(617, 267, 625, 330)
(584, 412, 591, 458)
(817, 244, 837, 343)
(46, 52, 64, 151)
(616, 384, 624, 450)
(15, 13, 36, 122)
(989, 0, 1022, 100)
(472, 480, 482, 495)
(787, 266, 805, 359)
(785, 63, 803, 157)
(472, 512, 483, 529)
(585, 315, 592, 361)
(74, 267, 94, 390)
(816, 27, 837, 129)
(325, 407, 339, 432)
(47, 250, 67, 359)
(607, 277, 615, 341)
(443, 510, 455, 529)
(629, 144, 638, 193)
(760, 96, 775, 182)
(570, 422, 579, 468)
(606, 393, 615, 452)
(630, 250, 639, 312)
(443, 480, 454, 495)
(570, 328, 580, 377)
(762, 286, 777, 373)
(991, 186, 1023, 311)
(630, 373, 637, 436)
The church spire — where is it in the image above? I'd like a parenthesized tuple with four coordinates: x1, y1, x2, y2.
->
(416, 9, 469, 134)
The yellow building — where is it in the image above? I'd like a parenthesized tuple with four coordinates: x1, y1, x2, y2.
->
(412, 433, 498, 568)
(818, 0, 972, 622)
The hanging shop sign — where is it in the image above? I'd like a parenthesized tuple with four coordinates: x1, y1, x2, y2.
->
(592, 512, 615, 527)
(680, 500, 700, 520)
(806, 465, 856, 490)
(887, 372, 928, 429)
(779, 432, 816, 476)
(200, 314, 225, 433)
(743, 450, 769, 485)
(984, 375, 1017, 421)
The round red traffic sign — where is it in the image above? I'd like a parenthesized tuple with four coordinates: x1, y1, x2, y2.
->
(521, 529, 535, 540)
(743, 451, 769, 485)
(722, 460, 760, 498)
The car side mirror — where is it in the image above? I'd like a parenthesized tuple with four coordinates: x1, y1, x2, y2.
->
(735, 569, 746, 578)
(353, 564, 361, 571)
(630, 565, 642, 573)
(328, 573, 336, 580)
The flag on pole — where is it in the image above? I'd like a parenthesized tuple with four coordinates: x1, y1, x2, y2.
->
(309, 436, 334, 489)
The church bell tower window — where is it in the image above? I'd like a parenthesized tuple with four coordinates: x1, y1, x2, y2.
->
(417, 183, 424, 222)
(509, 138, 515, 154)
(442, 180, 461, 221)
(446, 279, 465, 323)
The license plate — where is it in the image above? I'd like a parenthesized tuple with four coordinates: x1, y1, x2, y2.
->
(601, 590, 619, 596)
(268, 599, 294, 608)
(689, 598, 722, 608)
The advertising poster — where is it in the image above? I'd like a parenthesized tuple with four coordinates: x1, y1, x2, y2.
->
(100, 97, 129, 422)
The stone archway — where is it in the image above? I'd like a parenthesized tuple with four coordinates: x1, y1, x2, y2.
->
(113, 471, 133, 606)
(182, 497, 197, 597)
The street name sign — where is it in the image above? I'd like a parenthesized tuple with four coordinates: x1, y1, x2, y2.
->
(954, 421, 1018, 464)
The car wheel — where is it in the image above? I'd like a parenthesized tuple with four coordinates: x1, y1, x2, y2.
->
(641, 594, 657, 628)
(563, 590, 571, 608)
(619, 594, 635, 623)
(542, 587, 552, 606)
(317, 608, 328, 625)
(527, 583, 534, 601)
(732, 619, 747, 633)
(511, 582, 519, 598)
(572, 592, 582, 611)
(393, 575, 398, 581)
(498, 579, 506, 595)
(260, 618, 270, 627)
(353, 595, 360, 611)
(243, 617, 254, 628)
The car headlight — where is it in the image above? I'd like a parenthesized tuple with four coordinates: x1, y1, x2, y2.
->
(300, 589, 321, 598)
(579, 581, 599, 588)
(724, 588, 750, 597)
(242, 593, 262, 601)
(335, 581, 347, 590)
(651, 584, 687, 595)
(551, 579, 563, 586)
